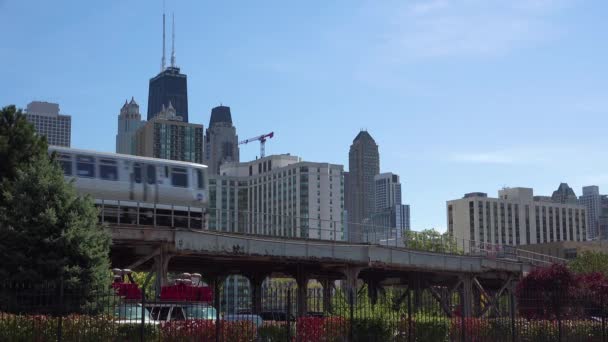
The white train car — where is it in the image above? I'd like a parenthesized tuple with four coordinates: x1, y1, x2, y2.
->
(49, 146, 208, 208)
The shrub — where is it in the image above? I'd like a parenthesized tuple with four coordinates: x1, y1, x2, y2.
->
(351, 317, 391, 342)
(296, 316, 348, 342)
(258, 322, 290, 341)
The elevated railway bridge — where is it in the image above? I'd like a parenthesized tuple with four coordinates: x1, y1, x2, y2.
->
(98, 200, 564, 317)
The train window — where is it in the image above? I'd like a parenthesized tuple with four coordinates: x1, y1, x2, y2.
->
(164, 166, 169, 178)
(196, 169, 204, 189)
(57, 153, 72, 176)
(99, 159, 118, 181)
(76, 155, 95, 178)
(171, 167, 188, 187)
(134, 163, 142, 183)
(147, 165, 156, 185)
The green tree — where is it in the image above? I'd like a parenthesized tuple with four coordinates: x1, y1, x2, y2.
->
(0, 105, 48, 181)
(0, 105, 110, 306)
(570, 251, 608, 277)
(403, 228, 459, 254)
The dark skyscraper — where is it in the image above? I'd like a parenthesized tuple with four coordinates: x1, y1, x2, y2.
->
(147, 12, 189, 122)
(345, 130, 380, 242)
(205, 106, 239, 175)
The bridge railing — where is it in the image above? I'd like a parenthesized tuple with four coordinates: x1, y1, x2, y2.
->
(95, 201, 566, 266)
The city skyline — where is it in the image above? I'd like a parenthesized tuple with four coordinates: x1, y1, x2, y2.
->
(2, 0, 608, 231)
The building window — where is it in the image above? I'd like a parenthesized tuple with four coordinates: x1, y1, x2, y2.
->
(99, 158, 118, 181)
(469, 201, 475, 241)
(171, 167, 188, 187)
(76, 155, 95, 178)
(57, 153, 72, 176)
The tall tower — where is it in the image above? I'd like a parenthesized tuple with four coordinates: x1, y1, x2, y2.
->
(147, 12, 189, 122)
(346, 130, 380, 242)
(116, 97, 144, 154)
(205, 106, 239, 175)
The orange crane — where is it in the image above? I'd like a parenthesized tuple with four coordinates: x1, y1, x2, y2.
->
(239, 132, 274, 158)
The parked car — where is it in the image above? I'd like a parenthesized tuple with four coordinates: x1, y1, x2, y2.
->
(257, 310, 295, 322)
(114, 303, 156, 324)
(148, 302, 217, 322)
(223, 314, 264, 328)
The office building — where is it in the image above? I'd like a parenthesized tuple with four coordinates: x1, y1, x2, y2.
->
(579, 186, 602, 240)
(345, 130, 379, 242)
(578, 186, 608, 240)
(551, 183, 578, 204)
(25, 101, 71, 147)
(208, 154, 345, 241)
(115, 97, 145, 154)
(204, 106, 239, 175)
(134, 103, 203, 163)
(147, 13, 189, 122)
(447, 187, 587, 247)
(368, 173, 410, 244)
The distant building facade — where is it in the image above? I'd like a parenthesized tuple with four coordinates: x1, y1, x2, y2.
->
(115, 97, 145, 154)
(204, 106, 239, 175)
(207, 154, 345, 241)
(447, 187, 587, 247)
(345, 131, 379, 242)
(25, 101, 71, 147)
(578, 186, 608, 240)
(552, 183, 578, 204)
(134, 103, 203, 163)
(368, 173, 410, 244)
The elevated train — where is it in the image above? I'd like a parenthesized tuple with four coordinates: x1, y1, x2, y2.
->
(49, 146, 209, 228)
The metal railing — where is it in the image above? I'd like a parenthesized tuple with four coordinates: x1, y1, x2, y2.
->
(95, 200, 566, 266)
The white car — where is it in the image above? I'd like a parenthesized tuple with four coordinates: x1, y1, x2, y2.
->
(114, 303, 156, 325)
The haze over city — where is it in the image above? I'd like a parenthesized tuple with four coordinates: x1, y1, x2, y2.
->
(2, 0, 607, 231)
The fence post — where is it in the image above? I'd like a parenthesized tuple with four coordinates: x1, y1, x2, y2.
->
(214, 279, 221, 342)
(510, 290, 516, 342)
(602, 295, 606, 342)
(349, 288, 354, 342)
(140, 287, 146, 342)
(56, 279, 64, 342)
(407, 289, 413, 342)
(287, 288, 292, 342)
(460, 289, 465, 342)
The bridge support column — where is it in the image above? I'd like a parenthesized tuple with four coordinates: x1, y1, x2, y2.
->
(408, 274, 422, 312)
(153, 247, 172, 296)
(460, 275, 473, 318)
(320, 279, 335, 314)
(364, 276, 384, 306)
(247, 273, 267, 315)
(342, 266, 362, 306)
(296, 266, 310, 317)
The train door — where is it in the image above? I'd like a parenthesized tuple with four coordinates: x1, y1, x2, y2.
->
(131, 163, 157, 203)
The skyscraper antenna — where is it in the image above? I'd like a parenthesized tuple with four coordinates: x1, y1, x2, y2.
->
(170, 12, 176, 67)
(161, 9, 166, 71)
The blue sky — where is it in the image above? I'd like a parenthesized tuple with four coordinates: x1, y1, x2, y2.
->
(1, 0, 607, 231)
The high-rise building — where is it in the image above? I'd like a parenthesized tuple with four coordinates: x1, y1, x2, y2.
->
(115, 97, 145, 155)
(147, 13, 189, 122)
(134, 103, 203, 163)
(204, 106, 239, 175)
(368, 173, 410, 244)
(345, 130, 379, 242)
(208, 154, 345, 241)
(579, 186, 602, 240)
(447, 187, 587, 247)
(25, 101, 71, 147)
(551, 183, 578, 204)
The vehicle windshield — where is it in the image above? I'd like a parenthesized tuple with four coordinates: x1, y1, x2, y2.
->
(184, 305, 217, 320)
(115, 304, 151, 321)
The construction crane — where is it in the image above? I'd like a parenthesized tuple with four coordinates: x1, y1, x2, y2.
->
(239, 132, 274, 158)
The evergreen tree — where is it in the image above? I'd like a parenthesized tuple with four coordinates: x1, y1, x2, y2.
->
(0, 105, 110, 305)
